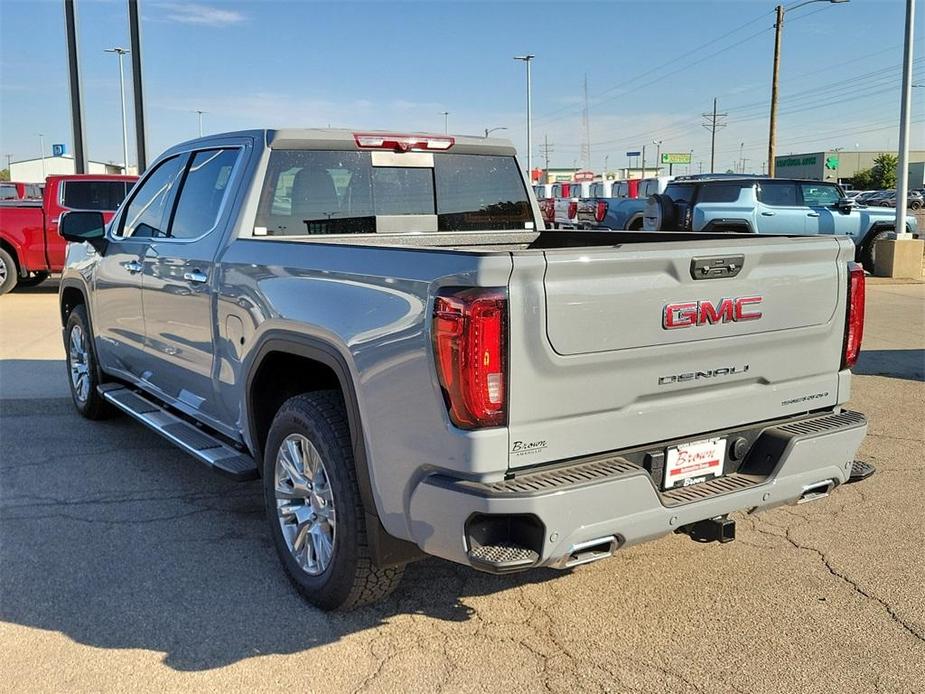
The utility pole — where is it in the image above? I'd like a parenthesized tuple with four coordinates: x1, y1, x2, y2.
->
(105, 48, 130, 173)
(702, 97, 727, 173)
(5, 154, 12, 170)
(895, 0, 916, 240)
(440, 111, 449, 134)
(64, 0, 87, 175)
(641, 145, 647, 178)
(652, 140, 663, 175)
(539, 134, 553, 182)
(514, 55, 535, 176)
(738, 142, 745, 173)
(128, 0, 148, 172)
(194, 109, 205, 137)
(38, 134, 46, 179)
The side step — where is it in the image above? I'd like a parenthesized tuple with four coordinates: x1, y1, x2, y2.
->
(99, 385, 258, 481)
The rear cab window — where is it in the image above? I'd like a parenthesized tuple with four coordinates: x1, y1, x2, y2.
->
(62, 180, 130, 210)
(254, 151, 533, 235)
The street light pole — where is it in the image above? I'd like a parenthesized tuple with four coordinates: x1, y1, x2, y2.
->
(105, 48, 130, 173)
(440, 111, 449, 134)
(652, 140, 662, 175)
(484, 126, 508, 138)
(768, 0, 849, 178)
(194, 110, 205, 137)
(895, 0, 916, 240)
(514, 55, 534, 177)
(38, 134, 46, 180)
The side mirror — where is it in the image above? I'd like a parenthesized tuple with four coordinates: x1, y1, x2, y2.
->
(60, 211, 107, 252)
(837, 199, 855, 211)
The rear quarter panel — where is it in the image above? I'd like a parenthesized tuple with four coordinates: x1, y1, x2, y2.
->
(0, 204, 46, 272)
(216, 239, 513, 542)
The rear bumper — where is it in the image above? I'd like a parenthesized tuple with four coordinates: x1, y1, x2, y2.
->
(407, 409, 868, 571)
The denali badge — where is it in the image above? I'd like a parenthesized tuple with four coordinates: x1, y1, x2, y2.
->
(663, 296, 763, 329)
(658, 365, 750, 385)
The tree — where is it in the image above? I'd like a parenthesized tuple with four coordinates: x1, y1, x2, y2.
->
(871, 153, 898, 189)
(850, 153, 899, 190)
(0, 168, 9, 182)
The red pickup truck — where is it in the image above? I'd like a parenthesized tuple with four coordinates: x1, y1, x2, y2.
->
(0, 174, 136, 294)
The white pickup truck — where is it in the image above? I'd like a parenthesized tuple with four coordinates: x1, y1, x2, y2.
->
(58, 129, 871, 610)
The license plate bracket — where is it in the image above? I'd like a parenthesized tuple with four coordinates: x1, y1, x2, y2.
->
(663, 437, 726, 490)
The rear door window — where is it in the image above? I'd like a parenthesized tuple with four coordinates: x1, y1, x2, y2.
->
(698, 183, 748, 203)
(758, 181, 798, 206)
(169, 149, 240, 240)
(63, 181, 129, 210)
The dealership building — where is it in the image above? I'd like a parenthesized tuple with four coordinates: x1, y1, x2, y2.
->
(774, 149, 925, 185)
(8, 155, 129, 183)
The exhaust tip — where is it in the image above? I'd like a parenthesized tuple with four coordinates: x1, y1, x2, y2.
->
(798, 480, 835, 504)
(564, 536, 618, 568)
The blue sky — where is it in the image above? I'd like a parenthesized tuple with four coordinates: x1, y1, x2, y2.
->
(1, 0, 922, 173)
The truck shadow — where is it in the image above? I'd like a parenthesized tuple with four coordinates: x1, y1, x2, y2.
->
(854, 349, 924, 382)
(0, 397, 561, 672)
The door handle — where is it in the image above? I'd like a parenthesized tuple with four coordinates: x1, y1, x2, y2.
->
(760, 211, 775, 216)
(807, 212, 820, 217)
(183, 269, 208, 284)
(124, 260, 143, 274)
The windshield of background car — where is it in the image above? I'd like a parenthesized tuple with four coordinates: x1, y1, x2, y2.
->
(255, 151, 533, 235)
(664, 183, 696, 203)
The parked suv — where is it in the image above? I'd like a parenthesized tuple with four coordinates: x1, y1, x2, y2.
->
(644, 176, 917, 268)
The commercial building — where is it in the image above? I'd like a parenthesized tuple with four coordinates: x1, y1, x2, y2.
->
(773, 150, 925, 183)
(9, 155, 129, 183)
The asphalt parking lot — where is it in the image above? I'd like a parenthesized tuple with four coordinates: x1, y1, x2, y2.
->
(1, 279, 922, 693)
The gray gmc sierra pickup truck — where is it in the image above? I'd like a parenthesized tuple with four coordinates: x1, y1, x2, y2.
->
(58, 129, 872, 610)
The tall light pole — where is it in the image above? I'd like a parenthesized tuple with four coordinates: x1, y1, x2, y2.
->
(768, 0, 849, 177)
(652, 140, 662, 174)
(484, 126, 507, 138)
(105, 47, 130, 173)
(194, 109, 205, 137)
(895, 0, 916, 240)
(739, 142, 745, 173)
(440, 111, 449, 134)
(38, 134, 46, 180)
(514, 54, 534, 177)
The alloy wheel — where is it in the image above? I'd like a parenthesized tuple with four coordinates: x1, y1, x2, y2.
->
(274, 433, 336, 576)
(68, 324, 90, 403)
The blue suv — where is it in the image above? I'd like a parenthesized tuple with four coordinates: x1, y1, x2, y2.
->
(644, 176, 917, 268)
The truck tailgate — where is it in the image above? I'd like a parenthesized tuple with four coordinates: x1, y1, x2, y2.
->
(506, 235, 853, 469)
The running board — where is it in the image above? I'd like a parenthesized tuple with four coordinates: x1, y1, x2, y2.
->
(99, 384, 258, 481)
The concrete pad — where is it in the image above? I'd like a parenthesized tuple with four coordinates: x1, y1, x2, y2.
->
(873, 238, 925, 279)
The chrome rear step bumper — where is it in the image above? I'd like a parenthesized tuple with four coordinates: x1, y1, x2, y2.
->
(409, 410, 868, 573)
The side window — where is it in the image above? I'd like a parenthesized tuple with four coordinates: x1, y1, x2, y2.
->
(63, 181, 129, 210)
(801, 183, 840, 206)
(169, 149, 239, 240)
(699, 183, 747, 203)
(118, 156, 186, 238)
(664, 183, 696, 204)
(758, 181, 798, 207)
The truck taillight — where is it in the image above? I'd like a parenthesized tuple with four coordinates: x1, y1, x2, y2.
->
(433, 288, 507, 429)
(595, 200, 608, 223)
(567, 201, 578, 219)
(842, 262, 865, 369)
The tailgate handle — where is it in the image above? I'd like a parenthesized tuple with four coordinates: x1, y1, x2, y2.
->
(690, 255, 744, 280)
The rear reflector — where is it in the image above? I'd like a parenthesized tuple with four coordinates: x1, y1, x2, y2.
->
(353, 133, 454, 152)
(433, 288, 507, 429)
(595, 200, 608, 223)
(842, 262, 865, 369)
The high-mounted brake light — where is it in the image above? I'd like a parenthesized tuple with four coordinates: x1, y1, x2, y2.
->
(842, 262, 865, 369)
(353, 133, 455, 152)
(595, 200, 608, 223)
(433, 288, 507, 429)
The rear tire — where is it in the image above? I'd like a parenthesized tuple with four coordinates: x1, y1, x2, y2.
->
(859, 228, 893, 270)
(264, 391, 404, 610)
(65, 305, 114, 420)
(0, 248, 17, 295)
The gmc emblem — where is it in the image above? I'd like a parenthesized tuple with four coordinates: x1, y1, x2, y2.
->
(663, 296, 763, 329)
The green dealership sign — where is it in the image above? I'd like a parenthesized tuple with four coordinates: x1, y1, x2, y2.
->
(776, 155, 818, 168)
(661, 152, 692, 165)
